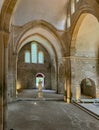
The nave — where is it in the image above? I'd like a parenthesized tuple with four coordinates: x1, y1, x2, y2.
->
(8, 100, 99, 130)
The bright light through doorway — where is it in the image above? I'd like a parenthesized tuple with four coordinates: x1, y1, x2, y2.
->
(36, 77, 44, 88)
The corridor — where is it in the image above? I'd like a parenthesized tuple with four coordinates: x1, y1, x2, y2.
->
(8, 101, 99, 130)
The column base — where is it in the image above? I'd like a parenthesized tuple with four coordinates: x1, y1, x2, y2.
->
(67, 98, 71, 103)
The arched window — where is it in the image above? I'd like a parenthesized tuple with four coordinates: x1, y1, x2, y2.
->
(31, 43, 37, 63)
(25, 51, 30, 63)
(38, 51, 44, 64)
(25, 42, 44, 64)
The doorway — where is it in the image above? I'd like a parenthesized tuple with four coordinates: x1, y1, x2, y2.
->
(36, 73, 45, 88)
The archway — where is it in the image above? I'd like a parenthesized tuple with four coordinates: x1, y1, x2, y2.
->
(17, 40, 52, 91)
(1, 0, 99, 130)
(71, 13, 99, 100)
(81, 78, 96, 98)
(36, 73, 45, 88)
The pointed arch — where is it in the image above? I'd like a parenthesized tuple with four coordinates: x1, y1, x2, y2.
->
(12, 21, 64, 63)
(71, 13, 87, 48)
(71, 13, 99, 51)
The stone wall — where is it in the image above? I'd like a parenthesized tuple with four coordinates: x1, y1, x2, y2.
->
(71, 58, 98, 98)
(17, 42, 55, 90)
(58, 63, 65, 94)
(0, 97, 2, 130)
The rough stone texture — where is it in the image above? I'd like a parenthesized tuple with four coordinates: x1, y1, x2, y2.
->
(71, 58, 99, 98)
(81, 78, 96, 98)
(8, 101, 99, 130)
(0, 97, 2, 130)
(17, 42, 55, 90)
(58, 63, 65, 93)
(17, 89, 64, 100)
(1, 1, 99, 130)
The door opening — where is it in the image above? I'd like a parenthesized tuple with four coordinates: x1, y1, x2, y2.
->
(36, 73, 45, 88)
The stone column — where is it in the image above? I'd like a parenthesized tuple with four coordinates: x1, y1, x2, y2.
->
(3, 31, 9, 130)
(12, 53, 17, 98)
(63, 57, 71, 103)
(63, 58, 67, 102)
(76, 85, 81, 101)
(0, 31, 4, 130)
(96, 88, 99, 98)
(56, 61, 59, 94)
(2, 31, 9, 130)
(3, 46, 8, 130)
(66, 58, 71, 103)
(8, 33, 17, 101)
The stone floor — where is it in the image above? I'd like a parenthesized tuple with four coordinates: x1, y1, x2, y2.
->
(17, 89, 64, 100)
(16, 89, 99, 116)
(79, 103, 99, 116)
(8, 100, 99, 130)
(7, 89, 99, 130)
(72, 98, 99, 118)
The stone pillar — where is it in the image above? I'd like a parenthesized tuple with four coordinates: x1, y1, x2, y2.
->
(66, 58, 71, 103)
(55, 59, 59, 94)
(8, 36, 17, 101)
(64, 77, 67, 102)
(0, 31, 4, 130)
(96, 88, 99, 98)
(51, 59, 57, 93)
(12, 53, 17, 98)
(63, 57, 71, 103)
(3, 46, 8, 130)
(62, 57, 67, 101)
(76, 85, 81, 101)
(3, 31, 9, 130)
(63, 58, 67, 102)
(0, 97, 2, 130)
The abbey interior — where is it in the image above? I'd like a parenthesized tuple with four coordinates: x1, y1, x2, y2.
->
(0, 0, 99, 130)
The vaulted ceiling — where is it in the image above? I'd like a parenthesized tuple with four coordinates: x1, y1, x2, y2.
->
(11, 0, 69, 30)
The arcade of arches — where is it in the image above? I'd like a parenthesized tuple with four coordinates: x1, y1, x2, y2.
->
(0, 0, 99, 130)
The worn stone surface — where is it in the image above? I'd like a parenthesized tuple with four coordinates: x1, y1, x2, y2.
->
(8, 101, 99, 130)
(0, 97, 2, 130)
(17, 42, 52, 90)
(71, 58, 99, 98)
(17, 89, 64, 100)
(1, 1, 99, 130)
